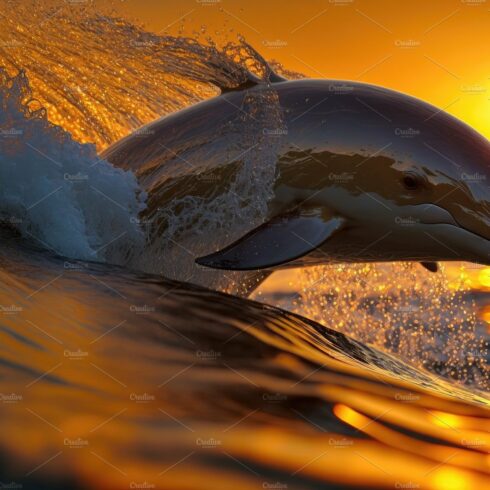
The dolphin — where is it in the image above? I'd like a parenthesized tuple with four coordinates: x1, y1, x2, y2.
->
(103, 71, 489, 294)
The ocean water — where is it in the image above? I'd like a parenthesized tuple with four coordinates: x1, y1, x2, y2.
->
(0, 2, 489, 488)
(0, 232, 489, 489)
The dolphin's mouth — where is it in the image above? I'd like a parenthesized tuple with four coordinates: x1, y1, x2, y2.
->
(423, 221, 490, 266)
(417, 203, 490, 265)
(451, 225, 489, 265)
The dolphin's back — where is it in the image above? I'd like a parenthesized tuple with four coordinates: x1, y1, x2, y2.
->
(102, 96, 239, 188)
(104, 78, 489, 183)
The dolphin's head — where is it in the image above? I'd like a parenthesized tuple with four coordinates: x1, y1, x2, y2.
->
(197, 80, 489, 271)
(327, 149, 490, 266)
(273, 84, 490, 268)
(386, 126, 489, 266)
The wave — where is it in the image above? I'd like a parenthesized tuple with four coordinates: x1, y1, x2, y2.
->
(0, 0, 487, 393)
(0, 0, 290, 279)
(0, 69, 145, 261)
(255, 263, 489, 390)
(0, 233, 488, 489)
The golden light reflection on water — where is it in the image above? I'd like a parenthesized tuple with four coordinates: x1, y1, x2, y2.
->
(0, 243, 488, 489)
(0, 2, 488, 488)
(256, 262, 490, 391)
(479, 268, 490, 289)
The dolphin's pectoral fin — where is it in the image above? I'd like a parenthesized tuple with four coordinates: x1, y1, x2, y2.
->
(420, 261, 439, 273)
(195, 208, 345, 271)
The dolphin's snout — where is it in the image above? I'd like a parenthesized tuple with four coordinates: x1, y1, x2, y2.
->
(429, 153, 490, 265)
(449, 202, 490, 265)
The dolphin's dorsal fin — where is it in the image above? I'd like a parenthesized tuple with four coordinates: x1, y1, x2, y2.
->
(267, 69, 288, 84)
(219, 64, 287, 94)
(195, 207, 344, 271)
(219, 72, 263, 94)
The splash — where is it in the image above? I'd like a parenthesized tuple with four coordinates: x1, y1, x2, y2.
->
(0, 0, 287, 275)
(0, 0, 283, 150)
(0, 68, 144, 261)
(255, 263, 489, 391)
(0, 0, 487, 390)
(134, 84, 287, 293)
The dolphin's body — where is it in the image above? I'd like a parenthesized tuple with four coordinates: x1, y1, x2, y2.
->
(103, 77, 490, 294)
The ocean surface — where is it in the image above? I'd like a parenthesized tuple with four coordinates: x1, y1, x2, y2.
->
(0, 231, 489, 489)
(0, 2, 488, 488)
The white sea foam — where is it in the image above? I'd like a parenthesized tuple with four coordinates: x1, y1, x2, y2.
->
(0, 71, 145, 262)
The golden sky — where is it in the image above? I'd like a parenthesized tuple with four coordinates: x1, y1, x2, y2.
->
(110, 0, 490, 138)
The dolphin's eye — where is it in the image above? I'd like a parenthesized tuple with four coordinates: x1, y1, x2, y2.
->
(402, 173, 421, 191)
